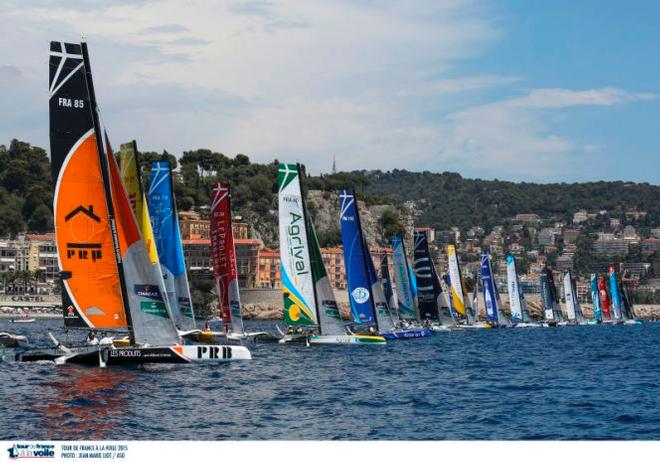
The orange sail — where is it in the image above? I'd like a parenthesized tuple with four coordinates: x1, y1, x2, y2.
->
(50, 42, 126, 329)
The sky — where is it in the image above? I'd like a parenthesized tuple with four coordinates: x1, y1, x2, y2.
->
(0, 0, 658, 183)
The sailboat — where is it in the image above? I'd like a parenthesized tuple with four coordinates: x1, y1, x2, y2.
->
(380, 254, 400, 323)
(619, 270, 642, 325)
(16, 41, 249, 365)
(447, 245, 485, 328)
(0, 332, 29, 348)
(589, 274, 603, 324)
(506, 254, 538, 328)
(339, 190, 429, 340)
(147, 161, 198, 335)
(412, 230, 455, 331)
(480, 253, 510, 327)
(540, 266, 564, 327)
(278, 165, 384, 344)
(391, 235, 423, 327)
(598, 275, 612, 321)
(562, 270, 585, 325)
(608, 266, 642, 325)
(208, 182, 271, 341)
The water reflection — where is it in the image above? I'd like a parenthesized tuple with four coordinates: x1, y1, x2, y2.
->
(30, 367, 132, 439)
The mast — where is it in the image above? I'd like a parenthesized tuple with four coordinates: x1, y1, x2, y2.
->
(297, 163, 322, 334)
(81, 42, 135, 344)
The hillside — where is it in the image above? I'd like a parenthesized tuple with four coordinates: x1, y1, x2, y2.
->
(1, 139, 659, 243)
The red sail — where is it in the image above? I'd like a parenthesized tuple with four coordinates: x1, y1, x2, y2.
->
(210, 182, 237, 324)
(598, 276, 611, 319)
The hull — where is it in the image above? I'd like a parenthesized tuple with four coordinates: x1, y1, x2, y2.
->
(456, 323, 491, 330)
(624, 319, 643, 326)
(0, 333, 29, 348)
(429, 324, 453, 332)
(512, 322, 541, 329)
(16, 344, 251, 365)
(381, 328, 432, 340)
(9, 319, 36, 324)
(309, 334, 386, 345)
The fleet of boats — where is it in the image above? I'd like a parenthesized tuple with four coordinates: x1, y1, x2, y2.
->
(1, 41, 647, 367)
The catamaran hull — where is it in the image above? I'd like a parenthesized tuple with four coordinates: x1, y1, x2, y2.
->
(382, 328, 432, 340)
(429, 324, 453, 332)
(0, 333, 29, 348)
(512, 322, 541, 329)
(624, 319, 643, 325)
(309, 334, 386, 345)
(15, 344, 251, 365)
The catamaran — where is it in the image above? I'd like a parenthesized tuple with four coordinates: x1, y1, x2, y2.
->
(563, 270, 585, 325)
(608, 266, 641, 325)
(598, 275, 612, 321)
(16, 41, 249, 365)
(506, 254, 538, 328)
(208, 182, 271, 341)
(412, 230, 455, 331)
(380, 254, 401, 322)
(540, 266, 564, 327)
(589, 274, 603, 324)
(277, 165, 384, 345)
(339, 190, 429, 340)
(619, 270, 642, 325)
(480, 253, 510, 327)
(447, 245, 485, 328)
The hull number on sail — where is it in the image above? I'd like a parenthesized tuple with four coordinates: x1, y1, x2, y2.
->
(58, 97, 85, 108)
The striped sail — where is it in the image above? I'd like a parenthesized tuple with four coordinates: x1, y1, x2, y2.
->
(563, 270, 579, 321)
(277, 163, 317, 326)
(590, 274, 602, 322)
(608, 266, 623, 320)
(147, 162, 196, 330)
(210, 182, 244, 334)
(391, 236, 418, 321)
(339, 190, 395, 331)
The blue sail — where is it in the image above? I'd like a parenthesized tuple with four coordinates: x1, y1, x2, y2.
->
(147, 162, 196, 330)
(339, 190, 376, 325)
(590, 274, 602, 322)
(480, 253, 499, 324)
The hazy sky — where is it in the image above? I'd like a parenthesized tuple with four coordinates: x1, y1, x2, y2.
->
(1, 0, 658, 183)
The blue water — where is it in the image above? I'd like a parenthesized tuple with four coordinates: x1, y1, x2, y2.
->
(1, 318, 660, 440)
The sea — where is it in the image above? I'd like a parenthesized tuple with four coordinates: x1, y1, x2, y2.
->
(1, 318, 659, 440)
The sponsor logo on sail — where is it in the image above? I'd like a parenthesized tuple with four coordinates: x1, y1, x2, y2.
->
(140, 301, 168, 318)
(352, 287, 370, 304)
(134, 284, 163, 301)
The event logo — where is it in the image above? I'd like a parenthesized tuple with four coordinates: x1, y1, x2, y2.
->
(7, 443, 55, 459)
(351, 287, 370, 304)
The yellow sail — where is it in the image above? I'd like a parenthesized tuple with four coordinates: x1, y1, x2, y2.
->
(447, 244, 466, 316)
(118, 142, 159, 265)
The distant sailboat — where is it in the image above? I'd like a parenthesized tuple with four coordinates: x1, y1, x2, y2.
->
(506, 254, 538, 328)
(339, 190, 430, 340)
(391, 235, 421, 325)
(480, 253, 510, 327)
(412, 230, 454, 331)
(380, 254, 400, 322)
(598, 276, 612, 320)
(563, 270, 585, 325)
(278, 165, 385, 344)
(607, 265, 624, 322)
(448, 245, 485, 328)
(18, 41, 249, 364)
(540, 266, 564, 327)
(590, 274, 603, 324)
